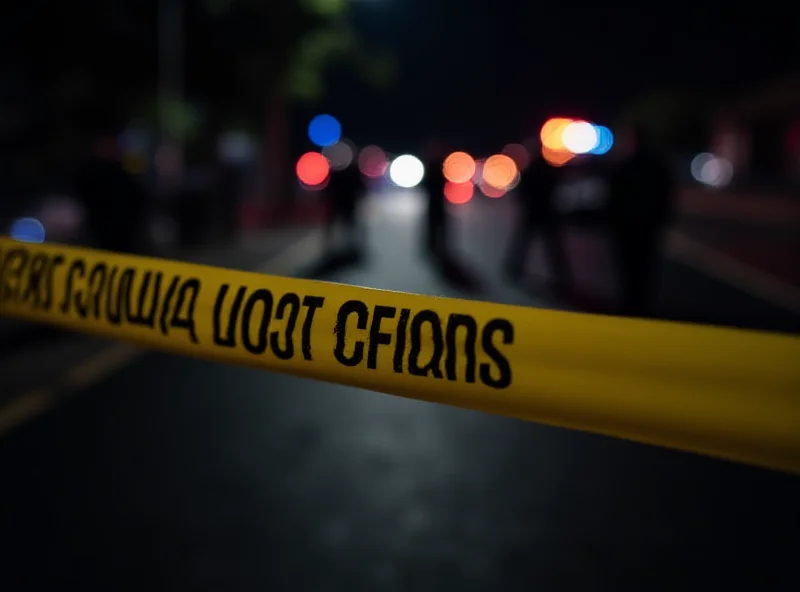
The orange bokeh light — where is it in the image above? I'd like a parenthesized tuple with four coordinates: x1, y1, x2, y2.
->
(541, 146, 574, 167)
(296, 152, 330, 186)
(482, 154, 518, 190)
(442, 151, 476, 184)
(540, 117, 574, 152)
(444, 181, 474, 204)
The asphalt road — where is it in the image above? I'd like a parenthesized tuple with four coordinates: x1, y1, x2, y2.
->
(1, 192, 798, 591)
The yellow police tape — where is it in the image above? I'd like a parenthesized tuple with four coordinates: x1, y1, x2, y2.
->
(1, 237, 799, 473)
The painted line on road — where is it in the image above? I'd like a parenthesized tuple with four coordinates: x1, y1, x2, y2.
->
(61, 344, 142, 392)
(667, 231, 800, 316)
(0, 388, 56, 436)
(0, 230, 323, 438)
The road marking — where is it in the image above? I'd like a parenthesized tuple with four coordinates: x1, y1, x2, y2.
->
(0, 389, 56, 436)
(667, 231, 800, 316)
(0, 230, 323, 437)
(61, 344, 142, 391)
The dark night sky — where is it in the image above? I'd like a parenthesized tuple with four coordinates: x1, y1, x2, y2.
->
(310, 0, 797, 155)
(2, 0, 795, 159)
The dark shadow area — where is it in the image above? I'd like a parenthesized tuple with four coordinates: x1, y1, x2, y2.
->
(0, 322, 72, 357)
(655, 260, 800, 334)
(519, 257, 800, 334)
(558, 289, 615, 315)
(428, 252, 485, 295)
(296, 247, 367, 281)
(653, 305, 800, 335)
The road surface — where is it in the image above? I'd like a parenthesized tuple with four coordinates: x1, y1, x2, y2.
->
(1, 192, 798, 591)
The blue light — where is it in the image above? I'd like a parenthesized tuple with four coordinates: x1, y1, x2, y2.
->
(589, 125, 614, 155)
(308, 114, 342, 148)
(10, 217, 46, 243)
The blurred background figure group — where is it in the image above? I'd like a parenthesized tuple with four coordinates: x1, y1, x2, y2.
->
(410, 124, 676, 317)
(6, 106, 680, 322)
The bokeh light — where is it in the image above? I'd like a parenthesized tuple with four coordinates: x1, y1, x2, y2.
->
(300, 177, 330, 192)
(691, 153, 733, 188)
(444, 181, 474, 204)
(118, 127, 149, 154)
(122, 153, 148, 175)
(588, 125, 614, 155)
(472, 159, 484, 183)
(10, 217, 46, 243)
(442, 151, 476, 184)
(358, 145, 388, 179)
(389, 154, 425, 188)
(322, 140, 354, 171)
(218, 131, 256, 165)
(542, 146, 574, 167)
(690, 153, 714, 181)
(562, 121, 599, 154)
(505, 171, 522, 191)
(540, 118, 574, 151)
(482, 154, 518, 190)
(479, 182, 506, 198)
(308, 114, 342, 148)
(502, 143, 530, 170)
(296, 151, 330, 186)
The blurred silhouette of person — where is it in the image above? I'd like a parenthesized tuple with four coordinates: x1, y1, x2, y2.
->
(421, 139, 449, 259)
(325, 161, 365, 255)
(74, 119, 147, 254)
(503, 141, 572, 297)
(607, 124, 675, 317)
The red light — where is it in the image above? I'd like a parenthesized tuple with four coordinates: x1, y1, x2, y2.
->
(444, 181, 473, 204)
(296, 152, 330, 186)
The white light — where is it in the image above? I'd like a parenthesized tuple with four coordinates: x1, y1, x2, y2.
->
(691, 153, 715, 182)
(700, 157, 734, 188)
(691, 153, 733, 187)
(561, 121, 599, 155)
(388, 154, 425, 188)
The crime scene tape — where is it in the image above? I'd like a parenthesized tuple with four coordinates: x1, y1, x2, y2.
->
(1, 237, 799, 474)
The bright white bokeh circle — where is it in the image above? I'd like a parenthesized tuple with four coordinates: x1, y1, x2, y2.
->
(561, 121, 599, 154)
(389, 154, 425, 188)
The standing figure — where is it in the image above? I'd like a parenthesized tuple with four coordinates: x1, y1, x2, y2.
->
(504, 141, 572, 297)
(326, 162, 365, 255)
(421, 139, 449, 259)
(607, 125, 676, 317)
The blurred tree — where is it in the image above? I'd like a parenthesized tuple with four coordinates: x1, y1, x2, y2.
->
(616, 88, 713, 155)
(199, 0, 395, 213)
